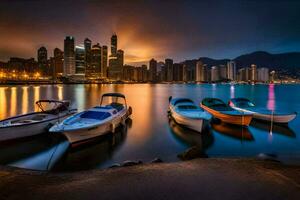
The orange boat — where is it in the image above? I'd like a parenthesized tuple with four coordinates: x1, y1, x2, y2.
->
(200, 98, 253, 126)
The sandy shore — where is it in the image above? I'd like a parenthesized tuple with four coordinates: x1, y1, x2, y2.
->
(0, 158, 300, 200)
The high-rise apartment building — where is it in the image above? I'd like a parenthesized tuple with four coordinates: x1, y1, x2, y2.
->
(63, 36, 75, 76)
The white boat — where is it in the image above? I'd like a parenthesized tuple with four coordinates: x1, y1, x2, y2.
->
(49, 93, 132, 144)
(229, 98, 297, 124)
(168, 96, 212, 133)
(0, 100, 77, 142)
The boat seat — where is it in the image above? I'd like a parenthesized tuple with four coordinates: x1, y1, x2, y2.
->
(80, 111, 111, 120)
(31, 114, 47, 121)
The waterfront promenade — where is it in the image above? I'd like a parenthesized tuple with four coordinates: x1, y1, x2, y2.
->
(1, 158, 299, 200)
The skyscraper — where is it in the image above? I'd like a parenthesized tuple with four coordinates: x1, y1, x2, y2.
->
(117, 50, 124, 67)
(53, 48, 63, 79)
(63, 36, 75, 76)
(37, 46, 48, 75)
(251, 64, 257, 82)
(111, 34, 117, 56)
(75, 45, 85, 74)
(88, 43, 101, 79)
(257, 67, 269, 82)
(101, 45, 108, 78)
(149, 58, 157, 82)
(165, 58, 173, 82)
(196, 61, 204, 82)
(211, 66, 219, 82)
(226, 61, 236, 81)
(108, 34, 123, 80)
(219, 65, 227, 80)
(173, 63, 183, 82)
(84, 38, 92, 78)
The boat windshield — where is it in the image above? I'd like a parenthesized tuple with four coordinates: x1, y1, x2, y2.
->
(36, 100, 69, 114)
(100, 93, 127, 109)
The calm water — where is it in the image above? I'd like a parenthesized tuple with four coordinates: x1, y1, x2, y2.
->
(0, 84, 300, 171)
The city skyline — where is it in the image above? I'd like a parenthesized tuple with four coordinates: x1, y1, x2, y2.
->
(1, 0, 300, 65)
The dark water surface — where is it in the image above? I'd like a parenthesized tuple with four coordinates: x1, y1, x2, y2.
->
(0, 84, 300, 171)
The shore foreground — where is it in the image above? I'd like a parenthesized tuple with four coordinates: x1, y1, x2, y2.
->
(1, 158, 300, 200)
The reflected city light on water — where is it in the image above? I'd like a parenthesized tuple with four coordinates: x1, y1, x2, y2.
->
(267, 84, 275, 111)
(57, 85, 63, 100)
(34, 86, 40, 111)
(0, 87, 7, 119)
(22, 86, 29, 114)
(10, 87, 17, 116)
(230, 85, 235, 99)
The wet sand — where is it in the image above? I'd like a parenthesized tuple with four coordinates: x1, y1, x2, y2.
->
(0, 158, 300, 200)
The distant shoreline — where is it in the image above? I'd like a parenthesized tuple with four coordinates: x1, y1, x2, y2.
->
(0, 81, 299, 86)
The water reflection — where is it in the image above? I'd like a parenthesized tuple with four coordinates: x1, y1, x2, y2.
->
(168, 117, 214, 156)
(0, 84, 299, 170)
(211, 122, 254, 141)
(0, 87, 7, 119)
(53, 120, 130, 171)
(267, 84, 275, 111)
(251, 120, 296, 138)
(10, 87, 17, 116)
(0, 134, 69, 171)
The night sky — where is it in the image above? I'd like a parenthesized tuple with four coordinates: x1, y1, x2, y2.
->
(0, 0, 300, 65)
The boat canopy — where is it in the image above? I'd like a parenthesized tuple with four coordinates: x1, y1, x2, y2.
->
(36, 100, 70, 114)
(229, 98, 255, 108)
(100, 93, 127, 107)
(102, 93, 126, 98)
(173, 98, 194, 106)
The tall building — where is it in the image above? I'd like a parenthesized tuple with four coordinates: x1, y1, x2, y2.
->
(211, 66, 219, 82)
(84, 38, 92, 77)
(173, 63, 183, 81)
(251, 64, 257, 81)
(37, 46, 48, 76)
(141, 65, 148, 82)
(219, 65, 227, 80)
(108, 34, 123, 80)
(53, 48, 64, 79)
(149, 58, 157, 81)
(75, 45, 85, 74)
(195, 61, 204, 82)
(101, 45, 108, 78)
(88, 43, 101, 79)
(111, 34, 117, 56)
(117, 50, 124, 67)
(63, 36, 75, 76)
(226, 61, 236, 80)
(257, 67, 269, 82)
(165, 58, 173, 82)
(238, 67, 251, 82)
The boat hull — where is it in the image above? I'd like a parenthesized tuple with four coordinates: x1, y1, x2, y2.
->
(169, 107, 206, 133)
(58, 109, 131, 144)
(0, 114, 72, 142)
(200, 105, 252, 126)
(232, 107, 297, 124)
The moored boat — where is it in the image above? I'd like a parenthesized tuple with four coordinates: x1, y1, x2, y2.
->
(0, 100, 77, 142)
(168, 96, 212, 133)
(49, 93, 132, 144)
(200, 98, 253, 126)
(229, 98, 297, 124)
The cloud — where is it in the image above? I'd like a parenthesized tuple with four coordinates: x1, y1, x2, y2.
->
(0, 0, 300, 63)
